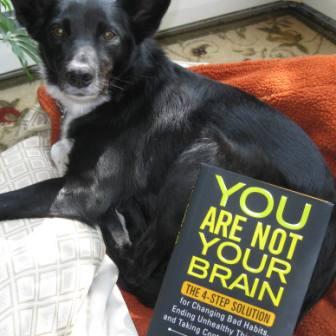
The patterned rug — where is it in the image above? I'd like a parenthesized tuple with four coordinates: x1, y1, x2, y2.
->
(160, 15, 336, 63)
(0, 14, 336, 150)
(0, 80, 46, 151)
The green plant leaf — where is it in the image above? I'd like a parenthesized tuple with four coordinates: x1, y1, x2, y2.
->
(0, 0, 13, 13)
(14, 41, 40, 63)
(0, 7, 40, 79)
(0, 12, 16, 32)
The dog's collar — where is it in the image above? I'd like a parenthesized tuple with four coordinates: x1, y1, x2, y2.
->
(37, 85, 62, 144)
(58, 103, 66, 119)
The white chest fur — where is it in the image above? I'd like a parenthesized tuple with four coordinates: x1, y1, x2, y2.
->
(47, 84, 109, 138)
(50, 138, 74, 175)
(46, 84, 109, 174)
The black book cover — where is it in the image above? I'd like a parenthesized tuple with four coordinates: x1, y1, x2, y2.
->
(148, 164, 334, 336)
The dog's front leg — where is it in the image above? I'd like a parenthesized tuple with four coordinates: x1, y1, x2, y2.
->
(0, 178, 65, 221)
(50, 138, 74, 174)
(0, 171, 119, 226)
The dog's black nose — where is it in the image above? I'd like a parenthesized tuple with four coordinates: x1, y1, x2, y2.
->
(66, 70, 93, 88)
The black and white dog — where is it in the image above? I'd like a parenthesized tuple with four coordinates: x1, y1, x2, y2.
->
(4, 0, 335, 313)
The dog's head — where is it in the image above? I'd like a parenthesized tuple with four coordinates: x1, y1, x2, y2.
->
(12, 0, 170, 103)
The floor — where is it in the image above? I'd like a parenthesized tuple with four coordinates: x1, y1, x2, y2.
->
(159, 14, 336, 63)
(0, 12, 335, 150)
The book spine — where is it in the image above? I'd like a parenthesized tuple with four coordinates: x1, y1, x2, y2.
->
(174, 164, 210, 250)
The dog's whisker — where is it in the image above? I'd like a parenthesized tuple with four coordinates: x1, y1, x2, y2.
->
(109, 82, 125, 91)
(112, 77, 132, 85)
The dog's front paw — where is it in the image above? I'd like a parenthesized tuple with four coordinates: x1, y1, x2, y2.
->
(50, 139, 74, 175)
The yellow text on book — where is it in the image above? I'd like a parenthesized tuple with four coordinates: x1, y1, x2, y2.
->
(181, 281, 276, 327)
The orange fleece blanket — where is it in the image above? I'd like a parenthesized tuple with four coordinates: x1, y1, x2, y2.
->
(38, 55, 336, 336)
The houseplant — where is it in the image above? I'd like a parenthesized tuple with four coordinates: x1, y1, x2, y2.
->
(0, 0, 39, 78)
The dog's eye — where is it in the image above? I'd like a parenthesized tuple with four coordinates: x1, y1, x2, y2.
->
(51, 25, 66, 38)
(103, 31, 116, 41)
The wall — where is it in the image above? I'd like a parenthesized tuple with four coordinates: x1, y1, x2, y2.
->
(0, 43, 34, 75)
(161, 0, 277, 30)
(303, 0, 336, 21)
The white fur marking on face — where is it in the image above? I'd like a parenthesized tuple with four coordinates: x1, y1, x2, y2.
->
(50, 138, 74, 175)
(67, 46, 98, 73)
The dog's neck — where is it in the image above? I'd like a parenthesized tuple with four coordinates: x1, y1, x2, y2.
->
(46, 84, 110, 138)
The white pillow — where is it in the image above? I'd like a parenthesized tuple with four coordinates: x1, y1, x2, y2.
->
(0, 136, 138, 336)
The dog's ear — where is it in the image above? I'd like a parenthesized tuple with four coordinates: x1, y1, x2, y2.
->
(119, 0, 171, 42)
(11, 0, 55, 37)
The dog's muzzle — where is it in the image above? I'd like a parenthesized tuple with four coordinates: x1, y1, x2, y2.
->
(65, 46, 98, 90)
(65, 69, 94, 89)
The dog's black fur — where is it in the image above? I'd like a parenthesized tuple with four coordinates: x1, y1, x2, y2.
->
(5, 0, 336, 314)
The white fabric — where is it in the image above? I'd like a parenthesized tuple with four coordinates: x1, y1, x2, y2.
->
(0, 136, 138, 336)
(74, 257, 137, 336)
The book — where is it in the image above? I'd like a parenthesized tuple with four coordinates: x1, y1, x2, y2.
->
(148, 164, 334, 336)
